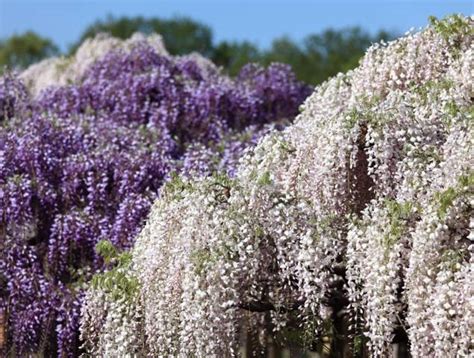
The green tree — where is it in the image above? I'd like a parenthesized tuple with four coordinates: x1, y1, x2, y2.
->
(212, 28, 393, 85)
(260, 36, 311, 79)
(302, 27, 392, 83)
(71, 15, 214, 56)
(0, 31, 59, 70)
(211, 41, 261, 76)
(70, 15, 394, 85)
(263, 27, 393, 84)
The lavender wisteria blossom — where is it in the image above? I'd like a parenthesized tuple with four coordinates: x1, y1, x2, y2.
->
(0, 34, 310, 356)
(80, 15, 473, 357)
(19, 33, 169, 96)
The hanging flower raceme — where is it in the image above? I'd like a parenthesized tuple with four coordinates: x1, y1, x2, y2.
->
(80, 15, 473, 357)
(0, 33, 310, 357)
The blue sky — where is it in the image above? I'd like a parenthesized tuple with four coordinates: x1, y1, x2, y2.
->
(0, 0, 472, 52)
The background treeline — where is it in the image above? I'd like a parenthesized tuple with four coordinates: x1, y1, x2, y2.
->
(0, 15, 394, 84)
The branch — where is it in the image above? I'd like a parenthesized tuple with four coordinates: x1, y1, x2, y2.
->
(234, 299, 304, 313)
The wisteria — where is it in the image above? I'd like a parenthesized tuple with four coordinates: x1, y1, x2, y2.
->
(80, 15, 473, 357)
(0, 33, 310, 356)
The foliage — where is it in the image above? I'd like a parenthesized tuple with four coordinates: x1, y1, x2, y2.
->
(70, 15, 214, 56)
(267, 27, 393, 84)
(0, 31, 59, 70)
(211, 27, 394, 84)
(211, 40, 261, 76)
(2, 15, 394, 85)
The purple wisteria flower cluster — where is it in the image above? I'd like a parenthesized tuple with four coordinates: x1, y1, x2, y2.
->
(0, 39, 311, 356)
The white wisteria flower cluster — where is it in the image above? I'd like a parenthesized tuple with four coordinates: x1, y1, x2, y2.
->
(80, 15, 473, 357)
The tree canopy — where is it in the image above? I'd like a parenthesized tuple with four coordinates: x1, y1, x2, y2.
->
(1, 16, 395, 84)
(0, 31, 59, 70)
(70, 15, 214, 56)
(212, 28, 393, 84)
